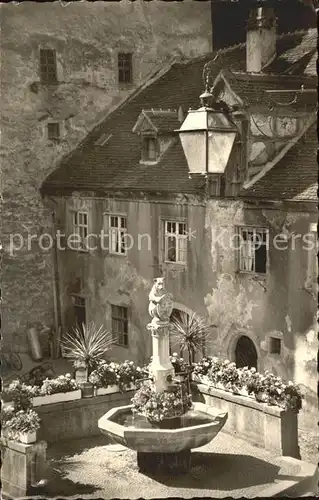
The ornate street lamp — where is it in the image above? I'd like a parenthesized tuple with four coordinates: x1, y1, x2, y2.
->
(177, 90, 238, 178)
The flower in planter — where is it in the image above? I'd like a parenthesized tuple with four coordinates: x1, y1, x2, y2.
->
(39, 374, 79, 396)
(282, 381, 302, 412)
(116, 360, 144, 390)
(3, 380, 39, 411)
(3, 408, 41, 439)
(131, 383, 192, 422)
(170, 354, 188, 374)
(192, 357, 215, 377)
(88, 362, 119, 388)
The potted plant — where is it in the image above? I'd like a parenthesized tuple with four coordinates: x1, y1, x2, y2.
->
(236, 367, 251, 396)
(2, 408, 41, 444)
(170, 312, 211, 367)
(32, 374, 81, 406)
(60, 322, 115, 396)
(116, 360, 143, 391)
(89, 361, 120, 396)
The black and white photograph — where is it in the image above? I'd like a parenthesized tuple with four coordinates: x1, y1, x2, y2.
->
(0, 0, 318, 498)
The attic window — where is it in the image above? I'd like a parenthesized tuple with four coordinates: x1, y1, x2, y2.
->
(95, 133, 112, 146)
(142, 136, 158, 162)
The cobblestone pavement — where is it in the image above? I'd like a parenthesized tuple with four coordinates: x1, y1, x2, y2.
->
(33, 430, 317, 499)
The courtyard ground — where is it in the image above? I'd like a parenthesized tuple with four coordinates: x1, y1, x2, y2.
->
(29, 430, 317, 499)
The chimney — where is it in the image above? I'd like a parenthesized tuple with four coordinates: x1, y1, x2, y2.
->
(246, 7, 277, 73)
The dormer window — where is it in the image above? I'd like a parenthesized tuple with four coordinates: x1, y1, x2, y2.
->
(143, 136, 158, 162)
(132, 108, 180, 165)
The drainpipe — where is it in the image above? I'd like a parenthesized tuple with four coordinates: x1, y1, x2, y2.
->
(45, 195, 62, 358)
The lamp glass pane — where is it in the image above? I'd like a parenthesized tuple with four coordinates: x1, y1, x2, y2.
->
(207, 131, 236, 174)
(180, 131, 206, 174)
(179, 109, 208, 131)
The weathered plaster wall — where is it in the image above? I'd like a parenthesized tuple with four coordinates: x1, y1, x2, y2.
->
(1, 0, 212, 348)
(203, 199, 317, 420)
(53, 193, 316, 405)
(53, 195, 209, 365)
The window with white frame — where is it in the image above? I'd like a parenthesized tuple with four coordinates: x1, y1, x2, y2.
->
(164, 221, 187, 264)
(109, 215, 127, 255)
(237, 227, 268, 274)
(72, 211, 89, 250)
(111, 305, 128, 347)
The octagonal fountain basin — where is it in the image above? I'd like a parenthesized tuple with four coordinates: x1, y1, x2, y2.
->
(98, 402, 228, 454)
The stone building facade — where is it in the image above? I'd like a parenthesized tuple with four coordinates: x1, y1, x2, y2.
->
(1, 0, 212, 348)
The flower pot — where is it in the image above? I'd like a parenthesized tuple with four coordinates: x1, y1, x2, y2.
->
(95, 385, 120, 396)
(75, 367, 89, 383)
(79, 382, 94, 398)
(18, 431, 37, 444)
(32, 389, 82, 406)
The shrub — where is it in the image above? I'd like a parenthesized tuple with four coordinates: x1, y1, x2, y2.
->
(39, 374, 79, 395)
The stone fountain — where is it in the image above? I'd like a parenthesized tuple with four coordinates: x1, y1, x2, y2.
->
(98, 278, 228, 474)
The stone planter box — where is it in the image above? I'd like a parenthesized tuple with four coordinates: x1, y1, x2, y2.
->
(1, 438, 47, 498)
(18, 431, 37, 444)
(36, 390, 133, 443)
(95, 385, 120, 396)
(192, 382, 300, 459)
(32, 389, 82, 407)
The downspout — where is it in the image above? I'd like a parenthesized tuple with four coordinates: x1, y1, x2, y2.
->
(44, 195, 62, 358)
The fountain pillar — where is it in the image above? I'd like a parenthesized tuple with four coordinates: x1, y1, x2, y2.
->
(147, 277, 174, 393)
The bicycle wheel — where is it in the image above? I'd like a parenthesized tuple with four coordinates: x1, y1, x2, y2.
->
(10, 352, 23, 371)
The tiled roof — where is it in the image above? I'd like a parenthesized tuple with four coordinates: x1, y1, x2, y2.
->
(143, 110, 181, 132)
(241, 122, 318, 202)
(266, 28, 317, 75)
(222, 70, 317, 109)
(42, 29, 317, 197)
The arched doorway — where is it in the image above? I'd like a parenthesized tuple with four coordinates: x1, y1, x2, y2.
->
(235, 335, 258, 370)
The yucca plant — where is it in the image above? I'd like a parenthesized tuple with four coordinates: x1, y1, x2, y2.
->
(60, 322, 115, 375)
(170, 312, 211, 366)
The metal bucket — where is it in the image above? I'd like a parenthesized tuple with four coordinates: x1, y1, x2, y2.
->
(27, 327, 43, 361)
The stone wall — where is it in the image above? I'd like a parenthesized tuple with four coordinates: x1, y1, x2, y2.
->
(192, 383, 300, 459)
(1, 0, 212, 349)
(36, 389, 134, 444)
